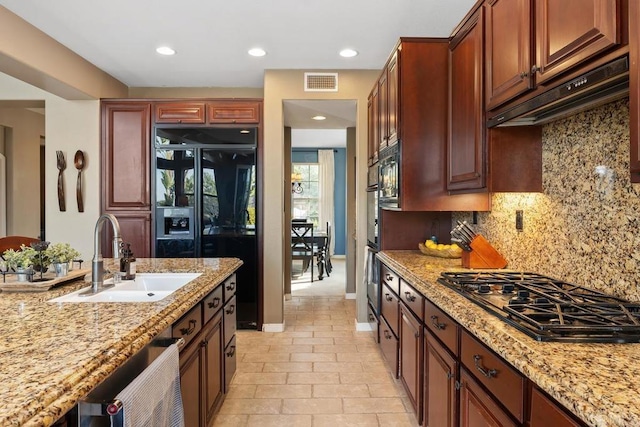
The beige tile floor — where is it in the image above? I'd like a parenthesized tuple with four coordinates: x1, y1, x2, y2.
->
(212, 294, 419, 426)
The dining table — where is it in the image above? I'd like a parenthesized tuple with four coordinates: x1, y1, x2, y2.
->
(291, 223, 329, 280)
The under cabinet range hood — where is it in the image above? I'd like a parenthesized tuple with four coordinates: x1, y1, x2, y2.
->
(487, 56, 629, 128)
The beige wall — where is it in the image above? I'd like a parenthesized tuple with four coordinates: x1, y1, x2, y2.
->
(263, 69, 379, 326)
(0, 107, 44, 237)
(128, 87, 263, 99)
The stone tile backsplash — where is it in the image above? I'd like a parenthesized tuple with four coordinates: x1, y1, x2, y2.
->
(453, 98, 640, 301)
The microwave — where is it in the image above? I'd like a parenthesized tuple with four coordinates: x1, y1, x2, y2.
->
(379, 145, 399, 209)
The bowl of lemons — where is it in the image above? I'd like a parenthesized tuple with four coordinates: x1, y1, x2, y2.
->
(418, 240, 463, 259)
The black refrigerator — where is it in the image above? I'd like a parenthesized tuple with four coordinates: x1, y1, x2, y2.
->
(154, 126, 259, 329)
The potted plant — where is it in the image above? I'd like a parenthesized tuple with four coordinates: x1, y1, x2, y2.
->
(45, 243, 80, 277)
(2, 246, 36, 281)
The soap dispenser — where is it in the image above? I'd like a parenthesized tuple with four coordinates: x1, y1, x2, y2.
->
(119, 242, 136, 280)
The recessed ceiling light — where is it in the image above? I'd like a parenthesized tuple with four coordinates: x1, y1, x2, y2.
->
(248, 48, 266, 57)
(339, 49, 358, 58)
(312, 115, 326, 121)
(156, 46, 176, 56)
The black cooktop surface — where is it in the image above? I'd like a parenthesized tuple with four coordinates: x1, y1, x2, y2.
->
(438, 271, 640, 343)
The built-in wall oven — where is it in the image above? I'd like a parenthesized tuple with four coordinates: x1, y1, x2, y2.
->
(379, 145, 399, 209)
(366, 164, 380, 341)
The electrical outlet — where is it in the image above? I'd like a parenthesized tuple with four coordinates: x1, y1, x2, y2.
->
(472, 211, 478, 225)
(515, 210, 524, 232)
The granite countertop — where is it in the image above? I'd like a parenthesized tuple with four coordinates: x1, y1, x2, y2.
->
(0, 257, 242, 427)
(378, 250, 640, 427)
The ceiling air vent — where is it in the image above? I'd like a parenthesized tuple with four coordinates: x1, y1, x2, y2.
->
(304, 73, 338, 92)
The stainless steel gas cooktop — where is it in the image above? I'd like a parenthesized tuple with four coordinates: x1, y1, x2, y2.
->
(438, 271, 640, 343)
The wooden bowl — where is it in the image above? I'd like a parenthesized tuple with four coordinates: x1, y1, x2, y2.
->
(418, 242, 463, 259)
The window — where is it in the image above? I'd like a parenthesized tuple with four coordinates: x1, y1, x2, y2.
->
(292, 163, 319, 226)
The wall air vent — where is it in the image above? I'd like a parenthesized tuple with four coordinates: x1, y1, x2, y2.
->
(304, 73, 338, 92)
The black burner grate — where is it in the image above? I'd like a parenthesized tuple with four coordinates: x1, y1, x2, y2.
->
(438, 271, 640, 343)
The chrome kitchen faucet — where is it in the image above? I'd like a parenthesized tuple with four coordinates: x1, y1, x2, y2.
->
(84, 213, 123, 295)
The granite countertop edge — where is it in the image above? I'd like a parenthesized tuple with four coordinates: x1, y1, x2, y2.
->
(0, 257, 242, 427)
(378, 250, 639, 427)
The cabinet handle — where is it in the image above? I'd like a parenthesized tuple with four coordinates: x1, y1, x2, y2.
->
(385, 274, 393, 282)
(384, 293, 393, 302)
(208, 297, 221, 308)
(531, 64, 539, 74)
(226, 281, 236, 292)
(226, 304, 236, 315)
(473, 354, 497, 379)
(383, 329, 392, 340)
(447, 372, 455, 380)
(430, 315, 446, 330)
(519, 71, 529, 79)
(226, 345, 236, 357)
(180, 319, 197, 336)
(404, 291, 416, 302)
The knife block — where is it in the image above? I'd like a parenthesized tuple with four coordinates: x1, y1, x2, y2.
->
(461, 234, 508, 269)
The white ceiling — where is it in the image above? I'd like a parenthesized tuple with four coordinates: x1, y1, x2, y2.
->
(0, 0, 476, 137)
(0, 0, 475, 88)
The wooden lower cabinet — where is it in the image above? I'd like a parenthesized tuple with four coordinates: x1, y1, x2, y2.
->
(380, 315, 399, 378)
(423, 330, 458, 427)
(459, 368, 517, 427)
(203, 312, 224, 426)
(399, 305, 422, 420)
(180, 329, 204, 427)
(530, 386, 582, 427)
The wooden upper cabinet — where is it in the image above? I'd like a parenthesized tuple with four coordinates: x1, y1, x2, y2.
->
(378, 71, 389, 151)
(207, 101, 261, 123)
(630, 0, 640, 182)
(448, 8, 486, 192)
(534, 0, 621, 85)
(485, 0, 533, 110)
(387, 51, 399, 147)
(101, 102, 151, 210)
(155, 102, 206, 123)
(367, 91, 379, 166)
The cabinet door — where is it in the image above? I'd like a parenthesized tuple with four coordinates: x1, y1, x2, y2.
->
(378, 71, 389, 151)
(207, 101, 261, 123)
(155, 102, 206, 123)
(224, 335, 237, 393)
(387, 51, 399, 146)
(448, 8, 485, 192)
(530, 387, 581, 427)
(534, 0, 620, 85)
(204, 312, 224, 426)
(101, 102, 151, 210)
(102, 212, 151, 258)
(380, 316, 399, 378)
(399, 305, 422, 420)
(459, 369, 517, 427)
(630, 0, 640, 182)
(180, 339, 203, 427)
(367, 90, 380, 166)
(485, 0, 533, 109)
(424, 330, 457, 427)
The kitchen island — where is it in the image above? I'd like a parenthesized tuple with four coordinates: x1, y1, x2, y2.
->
(379, 250, 640, 427)
(0, 257, 242, 427)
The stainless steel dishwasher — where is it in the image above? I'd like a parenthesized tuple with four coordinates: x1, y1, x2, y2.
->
(69, 328, 184, 427)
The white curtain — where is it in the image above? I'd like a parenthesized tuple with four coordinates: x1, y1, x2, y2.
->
(318, 149, 334, 255)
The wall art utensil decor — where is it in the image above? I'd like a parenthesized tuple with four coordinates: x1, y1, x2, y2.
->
(55, 150, 66, 211)
(74, 150, 85, 212)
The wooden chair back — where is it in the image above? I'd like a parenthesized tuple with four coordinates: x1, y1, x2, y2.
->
(0, 236, 40, 254)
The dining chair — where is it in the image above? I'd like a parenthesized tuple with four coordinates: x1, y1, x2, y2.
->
(291, 223, 314, 282)
(314, 222, 332, 278)
(0, 235, 40, 271)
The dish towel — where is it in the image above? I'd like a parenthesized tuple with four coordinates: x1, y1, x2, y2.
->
(111, 343, 184, 427)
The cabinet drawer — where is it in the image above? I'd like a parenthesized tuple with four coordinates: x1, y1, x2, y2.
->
(223, 273, 237, 303)
(379, 315, 399, 378)
(425, 300, 459, 356)
(400, 280, 424, 322)
(461, 330, 525, 422)
(380, 283, 399, 337)
(460, 368, 517, 427)
(203, 285, 224, 324)
(224, 295, 237, 347)
(155, 102, 206, 123)
(381, 264, 400, 294)
(224, 335, 237, 393)
(173, 303, 203, 348)
(207, 101, 260, 123)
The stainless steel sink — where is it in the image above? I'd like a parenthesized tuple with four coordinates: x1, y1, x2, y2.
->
(49, 273, 202, 303)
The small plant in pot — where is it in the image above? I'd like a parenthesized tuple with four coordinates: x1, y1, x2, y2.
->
(45, 243, 80, 277)
(2, 247, 35, 281)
